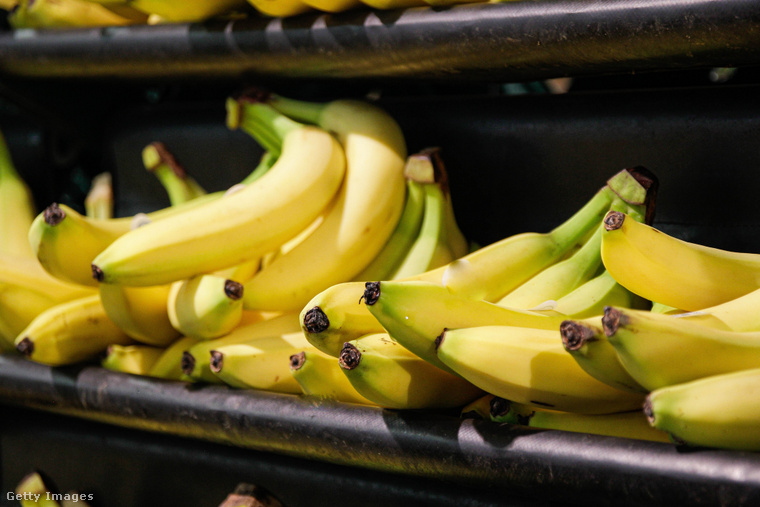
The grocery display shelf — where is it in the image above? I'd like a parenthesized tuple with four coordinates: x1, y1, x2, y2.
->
(0, 0, 759, 82)
(2, 354, 760, 506)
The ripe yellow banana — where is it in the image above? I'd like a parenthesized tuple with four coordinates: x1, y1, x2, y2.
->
(99, 282, 181, 346)
(182, 311, 300, 383)
(301, 0, 361, 13)
(167, 275, 246, 340)
(143, 142, 207, 206)
(550, 269, 639, 319)
(14, 294, 134, 366)
(436, 325, 646, 414)
(603, 306, 760, 391)
(209, 331, 312, 393)
(101, 343, 165, 375)
(644, 368, 760, 451)
(9, 0, 146, 27)
(289, 349, 375, 405)
(363, 280, 566, 374)
(148, 335, 202, 381)
(84, 172, 114, 220)
(460, 393, 500, 421)
(559, 318, 647, 394)
(242, 95, 408, 312)
(244, 0, 311, 18)
(0, 129, 37, 259)
(601, 210, 760, 311)
(358, 0, 425, 8)
(92, 105, 346, 287)
(338, 332, 483, 410)
(82, 0, 247, 22)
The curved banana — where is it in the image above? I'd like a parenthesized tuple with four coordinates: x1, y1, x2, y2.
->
(244, 0, 311, 17)
(559, 318, 648, 394)
(14, 294, 134, 366)
(167, 275, 246, 340)
(9, 0, 146, 27)
(143, 142, 207, 206)
(148, 335, 202, 381)
(603, 306, 760, 391)
(182, 311, 300, 383)
(289, 349, 375, 405)
(363, 280, 566, 374)
(436, 325, 646, 414)
(358, 0, 425, 8)
(92, 104, 346, 287)
(460, 393, 500, 420)
(551, 269, 639, 319)
(84, 172, 114, 220)
(99, 282, 181, 346)
(338, 332, 483, 410)
(82, 0, 246, 22)
(301, 0, 361, 12)
(0, 130, 37, 259)
(101, 343, 165, 376)
(601, 210, 760, 311)
(242, 95, 408, 312)
(644, 368, 760, 451)
(209, 331, 312, 393)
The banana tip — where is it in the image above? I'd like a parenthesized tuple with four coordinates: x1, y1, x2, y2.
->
(361, 282, 381, 306)
(224, 280, 244, 300)
(91, 264, 105, 282)
(302, 306, 329, 334)
(180, 351, 196, 376)
(434, 328, 448, 351)
(16, 337, 33, 357)
(209, 350, 224, 373)
(643, 395, 655, 426)
(489, 396, 511, 419)
(338, 342, 361, 370)
(290, 351, 306, 371)
(603, 211, 625, 231)
(43, 203, 65, 226)
(602, 306, 624, 336)
(559, 320, 597, 351)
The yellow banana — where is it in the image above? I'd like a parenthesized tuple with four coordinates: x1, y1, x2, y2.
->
(99, 282, 181, 346)
(289, 348, 375, 405)
(209, 331, 312, 393)
(182, 311, 300, 383)
(363, 280, 566, 374)
(603, 306, 760, 391)
(436, 325, 646, 414)
(101, 343, 165, 375)
(14, 294, 134, 366)
(148, 335, 202, 381)
(460, 393, 500, 420)
(82, 0, 247, 22)
(0, 129, 37, 259)
(242, 95, 408, 312)
(301, 0, 361, 12)
(644, 368, 760, 451)
(244, 0, 311, 17)
(358, 0, 425, 8)
(167, 275, 246, 340)
(601, 210, 760, 311)
(92, 102, 346, 287)
(14, 471, 59, 507)
(559, 318, 647, 394)
(338, 332, 483, 410)
(9, 0, 146, 28)
(550, 269, 639, 319)
(84, 172, 114, 220)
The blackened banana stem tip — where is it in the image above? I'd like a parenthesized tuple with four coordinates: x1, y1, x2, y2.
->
(338, 342, 361, 370)
(560, 320, 597, 351)
(180, 351, 195, 376)
(224, 280, 244, 300)
(43, 202, 65, 226)
(91, 264, 104, 282)
(489, 396, 511, 419)
(290, 351, 306, 371)
(16, 337, 33, 357)
(362, 281, 381, 306)
(643, 395, 655, 426)
(602, 306, 625, 337)
(302, 306, 329, 334)
(434, 328, 449, 351)
(603, 210, 626, 231)
(209, 350, 224, 373)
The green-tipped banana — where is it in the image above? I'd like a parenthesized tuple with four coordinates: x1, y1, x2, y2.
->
(0, 129, 37, 258)
(167, 275, 246, 340)
(338, 332, 483, 410)
(15, 294, 134, 366)
(143, 142, 207, 206)
(101, 343, 165, 375)
(209, 331, 312, 393)
(148, 335, 202, 381)
(436, 325, 646, 414)
(84, 172, 114, 220)
(645, 368, 760, 451)
(362, 280, 566, 374)
(559, 318, 647, 394)
(551, 269, 639, 319)
(603, 306, 760, 391)
(92, 101, 346, 287)
(289, 348, 375, 405)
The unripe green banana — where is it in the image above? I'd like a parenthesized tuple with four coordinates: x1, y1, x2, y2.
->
(338, 332, 483, 410)
(289, 348, 375, 405)
(551, 269, 639, 319)
(645, 368, 760, 451)
(436, 325, 646, 414)
(101, 343, 165, 376)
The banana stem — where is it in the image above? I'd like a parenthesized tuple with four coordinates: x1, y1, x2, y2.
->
(547, 185, 615, 250)
(0, 130, 19, 180)
(268, 94, 326, 125)
(240, 151, 278, 185)
(227, 97, 303, 157)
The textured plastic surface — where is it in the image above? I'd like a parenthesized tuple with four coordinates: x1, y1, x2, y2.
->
(0, 0, 758, 81)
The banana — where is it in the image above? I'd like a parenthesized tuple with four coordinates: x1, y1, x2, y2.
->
(91, 102, 346, 287)
(148, 335, 202, 381)
(602, 305, 760, 391)
(182, 311, 300, 383)
(0, 129, 36, 258)
(14, 294, 134, 366)
(301, 0, 361, 13)
(357, 0, 425, 8)
(559, 317, 647, 394)
(8, 0, 146, 28)
(218, 483, 285, 507)
(209, 331, 312, 393)
(502, 401, 671, 443)
(363, 280, 566, 374)
(601, 210, 760, 311)
(98, 282, 181, 346)
(244, 0, 311, 18)
(84, 172, 114, 220)
(436, 325, 646, 414)
(551, 269, 639, 319)
(644, 368, 760, 451)
(289, 348, 375, 405)
(14, 471, 60, 507)
(81, 0, 247, 23)
(241, 95, 408, 312)
(460, 393, 500, 420)
(143, 142, 207, 206)
(101, 343, 165, 375)
(167, 275, 246, 340)
(338, 332, 483, 410)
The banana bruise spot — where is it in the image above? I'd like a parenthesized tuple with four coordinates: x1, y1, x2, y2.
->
(560, 320, 598, 351)
(224, 280, 244, 300)
(434, 328, 448, 351)
(338, 342, 361, 370)
(361, 281, 381, 306)
(209, 350, 224, 373)
(43, 202, 65, 226)
(603, 210, 625, 231)
(289, 351, 306, 371)
(91, 264, 105, 282)
(489, 396, 511, 419)
(16, 337, 34, 356)
(602, 306, 627, 337)
(180, 351, 196, 375)
(302, 306, 329, 334)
